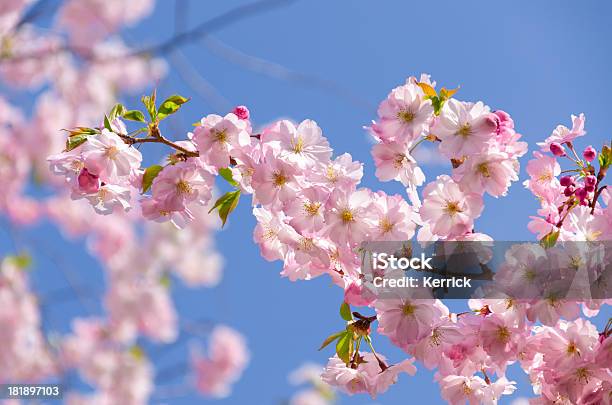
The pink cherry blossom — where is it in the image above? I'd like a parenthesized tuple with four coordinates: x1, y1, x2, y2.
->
(439, 375, 486, 405)
(537, 113, 586, 151)
(309, 153, 363, 190)
(419, 175, 483, 238)
(321, 353, 416, 398)
(193, 113, 250, 169)
(284, 186, 329, 234)
(374, 297, 447, 348)
(434, 99, 497, 158)
(372, 81, 434, 143)
(323, 188, 373, 245)
(252, 150, 302, 206)
(453, 151, 519, 197)
(263, 119, 332, 168)
(81, 183, 132, 214)
(192, 325, 249, 398)
(367, 192, 418, 241)
(150, 162, 214, 211)
(372, 140, 425, 187)
(83, 129, 142, 182)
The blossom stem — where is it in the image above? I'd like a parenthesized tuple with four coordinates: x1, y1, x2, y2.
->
(408, 136, 428, 153)
(364, 335, 388, 371)
(118, 133, 199, 158)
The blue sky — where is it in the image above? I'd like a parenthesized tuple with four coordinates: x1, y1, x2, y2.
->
(2, 0, 611, 404)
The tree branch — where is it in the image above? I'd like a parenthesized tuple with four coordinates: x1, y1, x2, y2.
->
(1, 0, 299, 64)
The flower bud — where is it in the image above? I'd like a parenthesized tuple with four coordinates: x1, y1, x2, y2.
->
(582, 145, 597, 162)
(550, 142, 566, 157)
(575, 187, 588, 201)
(564, 185, 575, 197)
(560, 176, 574, 187)
(585, 184, 595, 193)
(585, 175, 597, 187)
(232, 105, 250, 120)
(77, 168, 100, 194)
(482, 114, 499, 134)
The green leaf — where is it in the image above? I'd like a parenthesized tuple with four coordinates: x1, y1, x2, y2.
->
(129, 345, 146, 361)
(141, 165, 163, 193)
(141, 89, 157, 121)
(66, 134, 89, 151)
(209, 192, 236, 213)
(540, 229, 560, 249)
(336, 331, 353, 365)
(217, 190, 240, 227)
(208, 190, 241, 227)
(6, 253, 32, 270)
(123, 110, 146, 123)
(318, 330, 346, 351)
(340, 302, 353, 321)
(600, 144, 611, 169)
(103, 114, 112, 131)
(159, 273, 172, 289)
(65, 126, 98, 136)
(109, 103, 126, 121)
(218, 167, 238, 187)
(157, 94, 190, 120)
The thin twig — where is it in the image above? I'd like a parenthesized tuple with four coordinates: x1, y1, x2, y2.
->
(1, 0, 299, 64)
(118, 132, 199, 157)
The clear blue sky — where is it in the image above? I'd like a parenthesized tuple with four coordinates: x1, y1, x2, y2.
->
(2, 1, 611, 404)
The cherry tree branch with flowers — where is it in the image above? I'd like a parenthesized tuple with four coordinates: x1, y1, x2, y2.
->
(47, 72, 611, 404)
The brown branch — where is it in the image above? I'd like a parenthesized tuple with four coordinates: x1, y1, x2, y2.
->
(1, 0, 299, 65)
(118, 133, 199, 158)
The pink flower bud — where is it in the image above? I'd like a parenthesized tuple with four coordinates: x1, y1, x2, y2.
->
(585, 175, 597, 187)
(232, 105, 250, 120)
(549, 142, 566, 157)
(493, 110, 512, 124)
(559, 176, 574, 187)
(77, 168, 100, 194)
(582, 145, 597, 162)
(563, 185, 575, 197)
(586, 184, 595, 193)
(482, 114, 499, 133)
(575, 187, 588, 200)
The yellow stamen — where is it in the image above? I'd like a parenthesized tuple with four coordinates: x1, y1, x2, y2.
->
(567, 341, 579, 355)
(326, 166, 338, 183)
(291, 136, 304, 153)
(497, 326, 511, 343)
(477, 162, 491, 178)
(213, 129, 228, 143)
(273, 172, 287, 187)
(458, 124, 472, 137)
(341, 209, 354, 223)
(380, 217, 394, 234)
(303, 201, 321, 216)
(176, 180, 192, 195)
(403, 302, 416, 316)
(393, 154, 406, 169)
(105, 146, 119, 159)
(444, 201, 462, 216)
(575, 367, 589, 384)
(397, 110, 415, 123)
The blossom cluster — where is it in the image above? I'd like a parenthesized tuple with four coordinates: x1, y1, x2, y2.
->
(44, 68, 611, 403)
(525, 113, 611, 242)
(1, 1, 248, 403)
